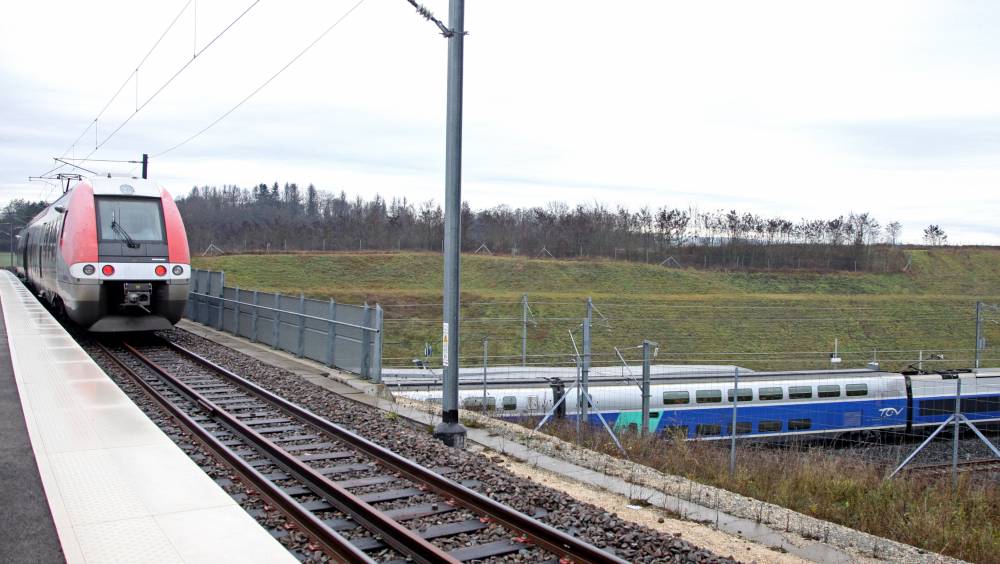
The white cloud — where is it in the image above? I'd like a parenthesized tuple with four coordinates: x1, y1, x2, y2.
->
(1, 0, 998, 244)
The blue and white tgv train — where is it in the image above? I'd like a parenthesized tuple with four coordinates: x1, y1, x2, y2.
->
(398, 368, 1000, 439)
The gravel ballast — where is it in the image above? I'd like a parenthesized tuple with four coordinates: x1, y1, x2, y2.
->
(85, 328, 739, 564)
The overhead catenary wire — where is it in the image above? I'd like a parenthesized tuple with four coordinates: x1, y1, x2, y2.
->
(92, 0, 263, 158)
(154, 0, 369, 158)
(41, 0, 195, 181)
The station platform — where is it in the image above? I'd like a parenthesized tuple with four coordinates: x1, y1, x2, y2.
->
(0, 271, 295, 564)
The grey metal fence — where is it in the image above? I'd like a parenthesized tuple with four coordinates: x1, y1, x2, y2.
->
(184, 269, 383, 382)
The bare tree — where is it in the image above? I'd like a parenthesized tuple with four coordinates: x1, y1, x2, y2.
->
(886, 221, 902, 245)
(923, 225, 948, 246)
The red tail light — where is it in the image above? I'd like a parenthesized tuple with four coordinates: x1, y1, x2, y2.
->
(102, 265, 115, 276)
(155, 265, 167, 277)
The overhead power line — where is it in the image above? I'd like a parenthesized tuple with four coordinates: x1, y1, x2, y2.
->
(92, 0, 263, 157)
(43, 0, 194, 181)
(154, 0, 369, 158)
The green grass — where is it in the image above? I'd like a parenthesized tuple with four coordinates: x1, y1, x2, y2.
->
(193, 249, 1000, 371)
(192, 249, 1000, 561)
(546, 423, 1000, 564)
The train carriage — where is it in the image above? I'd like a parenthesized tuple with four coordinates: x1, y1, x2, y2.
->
(16, 176, 190, 331)
(399, 367, 1000, 440)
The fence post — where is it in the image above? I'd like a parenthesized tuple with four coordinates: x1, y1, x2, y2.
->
(297, 293, 306, 358)
(522, 293, 528, 367)
(953, 378, 962, 492)
(272, 292, 280, 350)
(251, 291, 259, 343)
(580, 297, 592, 422)
(730, 366, 740, 478)
(216, 271, 225, 331)
(361, 302, 372, 379)
(641, 340, 651, 437)
(975, 301, 983, 369)
(327, 299, 337, 368)
(371, 304, 383, 383)
(234, 287, 240, 336)
(482, 336, 489, 412)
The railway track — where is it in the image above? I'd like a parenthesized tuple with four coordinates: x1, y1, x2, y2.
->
(904, 458, 1000, 477)
(97, 337, 625, 564)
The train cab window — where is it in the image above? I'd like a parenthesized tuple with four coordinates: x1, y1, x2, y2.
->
(758, 387, 784, 401)
(463, 396, 496, 411)
(845, 384, 868, 397)
(662, 391, 690, 405)
(97, 197, 166, 242)
(727, 421, 752, 435)
(695, 390, 722, 404)
(727, 388, 752, 402)
(817, 385, 841, 398)
(788, 419, 812, 431)
(758, 420, 782, 433)
(789, 386, 812, 399)
(695, 424, 721, 436)
(502, 396, 518, 411)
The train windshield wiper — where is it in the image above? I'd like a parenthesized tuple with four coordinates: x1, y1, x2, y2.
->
(111, 219, 140, 248)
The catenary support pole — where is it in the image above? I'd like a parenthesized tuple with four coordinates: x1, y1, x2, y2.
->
(141, 153, 148, 179)
(482, 336, 488, 412)
(434, 0, 467, 448)
(641, 340, 651, 437)
(580, 297, 592, 423)
(975, 301, 983, 369)
(522, 294, 528, 367)
(953, 378, 961, 492)
(730, 367, 739, 478)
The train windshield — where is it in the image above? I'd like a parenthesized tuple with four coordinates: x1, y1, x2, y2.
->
(97, 197, 166, 242)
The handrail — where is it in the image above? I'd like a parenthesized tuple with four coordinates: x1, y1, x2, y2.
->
(188, 290, 378, 332)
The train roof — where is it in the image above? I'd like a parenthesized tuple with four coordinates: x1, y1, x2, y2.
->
(381, 364, 900, 390)
(87, 176, 163, 197)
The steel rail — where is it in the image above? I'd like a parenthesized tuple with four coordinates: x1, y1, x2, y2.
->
(94, 342, 374, 564)
(906, 458, 1000, 474)
(121, 342, 458, 564)
(163, 338, 628, 564)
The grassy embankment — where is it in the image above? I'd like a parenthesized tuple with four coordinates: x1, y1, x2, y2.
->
(194, 248, 1000, 371)
(194, 249, 1000, 562)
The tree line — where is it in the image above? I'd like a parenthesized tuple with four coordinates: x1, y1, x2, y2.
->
(0, 185, 950, 273)
(174, 182, 922, 272)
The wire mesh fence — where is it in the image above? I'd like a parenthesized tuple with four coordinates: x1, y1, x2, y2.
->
(382, 295, 1000, 486)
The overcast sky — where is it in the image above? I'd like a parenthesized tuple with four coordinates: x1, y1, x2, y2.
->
(2, 1, 999, 243)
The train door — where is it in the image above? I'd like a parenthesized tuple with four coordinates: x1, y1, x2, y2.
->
(36, 227, 43, 280)
(20, 232, 28, 276)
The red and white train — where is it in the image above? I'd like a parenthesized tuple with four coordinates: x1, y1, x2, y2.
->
(16, 176, 190, 331)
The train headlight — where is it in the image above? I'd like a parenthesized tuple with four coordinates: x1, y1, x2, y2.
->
(154, 265, 167, 277)
(102, 265, 115, 276)
(172, 265, 183, 275)
(82, 264, 95, 275)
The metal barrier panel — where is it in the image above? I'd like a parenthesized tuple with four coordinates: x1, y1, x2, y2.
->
(222, 287, 237, 333)
(303, 298, 330, 363)
(255, 292, 277, 347)
(334, 304, 366, 374)
(277, 294, 299, 353)
(184, 269, 382, 378)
